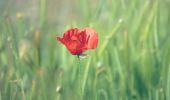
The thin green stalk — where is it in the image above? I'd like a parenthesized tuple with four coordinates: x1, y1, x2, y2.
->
(167, 64, 170, 99)
(82, 57, 91, 96)
(77, 55, 83, 99)
(39, 0, 46, 27)
(0, 90, 2, 100)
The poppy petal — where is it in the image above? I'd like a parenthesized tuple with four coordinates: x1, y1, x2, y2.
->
(83, 27, 98, 49)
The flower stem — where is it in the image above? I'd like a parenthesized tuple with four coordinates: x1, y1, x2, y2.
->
(77, 55, 83, 99)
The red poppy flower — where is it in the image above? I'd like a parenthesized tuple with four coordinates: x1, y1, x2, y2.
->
(56, 27, 98, 55)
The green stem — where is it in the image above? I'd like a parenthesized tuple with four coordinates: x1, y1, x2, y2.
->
(77, 55, 83, 99)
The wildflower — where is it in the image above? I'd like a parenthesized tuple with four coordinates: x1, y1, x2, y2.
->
(56, 27, 98, 55)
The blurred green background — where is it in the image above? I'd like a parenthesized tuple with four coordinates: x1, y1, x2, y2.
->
(0, 0, 170, 100)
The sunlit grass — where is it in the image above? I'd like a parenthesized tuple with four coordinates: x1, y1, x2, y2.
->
(0, 0, 170, 100)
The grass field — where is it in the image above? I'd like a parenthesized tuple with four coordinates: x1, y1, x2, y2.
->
(0, 0, 170, 100)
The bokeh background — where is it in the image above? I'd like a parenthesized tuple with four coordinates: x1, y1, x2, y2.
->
(0, 0, 170, 100)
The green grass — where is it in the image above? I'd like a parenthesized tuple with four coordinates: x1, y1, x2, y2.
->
(0, 0, 170, 100)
